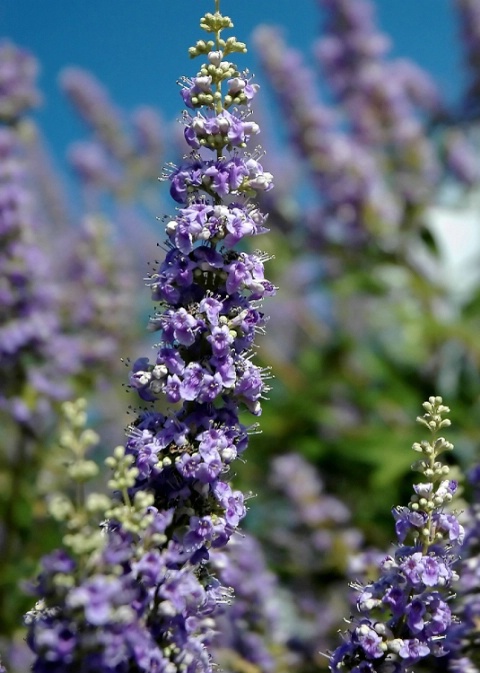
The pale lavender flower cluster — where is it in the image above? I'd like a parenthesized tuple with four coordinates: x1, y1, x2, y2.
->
(211, 532, 287, 672)
(317, 0, 440, 118)
(0, 49, 138, 430)
(253, 24, 399, 244)
(0, 40, 40, 122)
(316, 0, 440, 210)
(27, 512, 219, 673)
(0, 125, 73, 427)
(254, 0, 465, 251)
(25, 402, 223, 673)
(315, 0, 480, 196)
(269, 453, 361, 562)
(444, 464, 480, 672)
(0, 38, 147, 657)
(61, 68, 163, 197)
(58, 215, 137, 378)
(455, 0, 480, 120)
(330, 398, 464, 672)
(60, 67, 131, 162)
(264, 453, 365, 665)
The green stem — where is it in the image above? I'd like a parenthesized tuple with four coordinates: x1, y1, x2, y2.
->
(122, 485, 132, 509)
(0, 424, 34, 635)
(422, 427, 439, 555)
(214, 1, 224, 121)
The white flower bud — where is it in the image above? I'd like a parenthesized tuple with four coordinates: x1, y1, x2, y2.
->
(150, 380, 163, 394)
(191, 117, 206, 134)
(214, 120, 227, 137)
(221, 447, 237, 463)
(243, 121, 260, 135)
(195, 75, 212, 91)
(152, 364, 168, 379)
(208, 50, 223, 66)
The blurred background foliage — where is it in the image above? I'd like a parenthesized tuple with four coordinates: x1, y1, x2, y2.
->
(2, 0, 480, 671)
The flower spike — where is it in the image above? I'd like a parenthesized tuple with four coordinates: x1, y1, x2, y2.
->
(329, 397, 464, 672)
(25, 2, 275, 671)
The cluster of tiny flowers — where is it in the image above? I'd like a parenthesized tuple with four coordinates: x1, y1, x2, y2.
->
(126, 3, 275, 561)
(0, 121, 72, 427)
(0, 40, 40, 123)
(316, 0, 440, 209)
(26, 513, 221, 673)
(61, 68, 163, 194)
(266, 453, 366, 663)
(210, 531, 287, 672)
(444, 464, 480, 672)
(59, 214, 137, 377)
(0, 42, 136, 431)
(60, 67, 131, 162)
(329, 397, 464, 672)
(317, 0, 440, 115)
(25, 4, 275, 671)
(25, 402, 221, 673)
(253, 23, 400, 244)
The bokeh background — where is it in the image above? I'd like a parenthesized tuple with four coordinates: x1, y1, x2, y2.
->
(2, 0, 480, 671)
(1, 0, 464, 175)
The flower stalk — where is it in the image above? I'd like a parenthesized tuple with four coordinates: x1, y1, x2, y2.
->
(329, 397, 464, 672)
(24, 2, 275, 670)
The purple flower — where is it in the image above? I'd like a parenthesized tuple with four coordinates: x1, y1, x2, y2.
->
(329, 398, 463, 672)
(179, 362, 205, 400)
(0, 41, 40, 121)
(60, 67, 130, 160)
(67, 576, 124, 626)
(27, 5, 275, 673)
(356, 624, 384, 659)
(398, 638, 430, 661)
(132, 551, 166, 588)
(0, 123, 78, 429)
(406, 598, 426, 633)
(401, 552, 425, 586)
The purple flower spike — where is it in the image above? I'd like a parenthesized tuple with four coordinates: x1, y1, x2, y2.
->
(330, 398, 464, 672)
(0, 41, 40, 121)
(124, 0, 275, 570)
(26, 4, 275, 673)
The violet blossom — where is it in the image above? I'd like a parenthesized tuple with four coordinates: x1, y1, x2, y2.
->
(455, 0, 480, 120)
(25, 2, 275, 671)
(61, 67, 164, 217)
(316, 0, 440, 213)
(0, 40, 40, 122)
(0, 95, 72, 431)
(126, 0, 275, 564)
(211, 532, 289, 673)
(443, 464, 480, 671)
(329, 397, 464, 672)
(253, 23, 399, 245)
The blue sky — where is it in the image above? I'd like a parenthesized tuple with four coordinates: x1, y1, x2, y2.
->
(0, 0, 465, 175)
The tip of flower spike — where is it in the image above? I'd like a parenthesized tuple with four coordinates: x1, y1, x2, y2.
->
(416, 397, 452, 434)
(200, 12, 234, 34)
